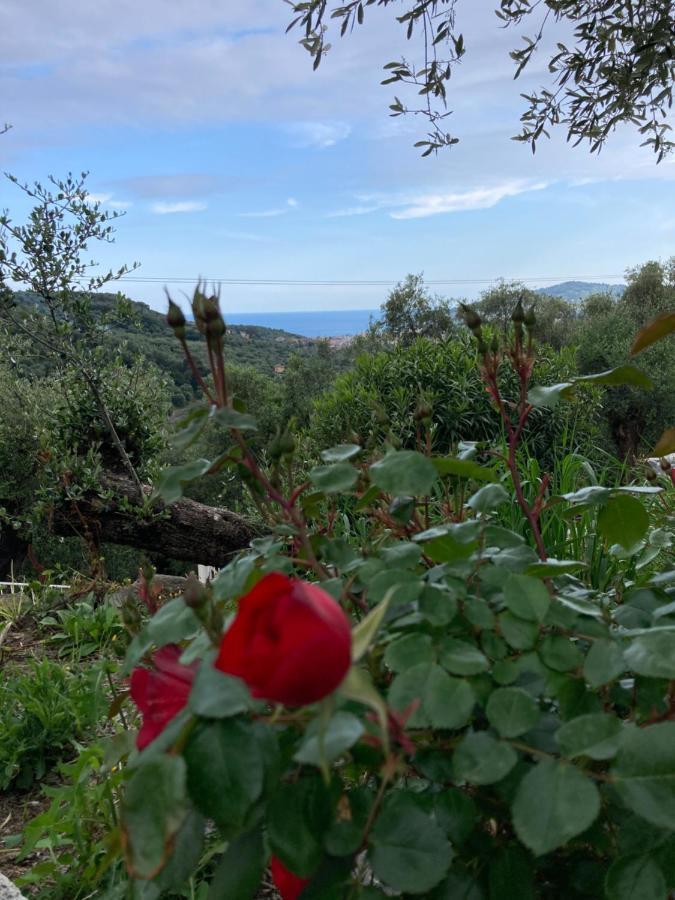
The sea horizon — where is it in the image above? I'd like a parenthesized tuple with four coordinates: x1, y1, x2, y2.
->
(224, 308, 380, 338)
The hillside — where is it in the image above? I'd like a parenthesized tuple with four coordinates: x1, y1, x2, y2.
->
(536, 280, 625, 302)
(4, 291, 322, 405)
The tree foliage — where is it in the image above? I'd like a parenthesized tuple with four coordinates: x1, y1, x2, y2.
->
(286, 0, 675, 158)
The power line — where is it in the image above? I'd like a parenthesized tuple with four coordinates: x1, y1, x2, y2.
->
(85, 273, 624, 288)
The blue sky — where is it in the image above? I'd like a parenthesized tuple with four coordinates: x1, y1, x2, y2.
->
(1, 0, 674, 313)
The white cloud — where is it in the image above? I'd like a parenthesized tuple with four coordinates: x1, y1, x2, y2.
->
(151, 201, 207, 214)
(86, 192, 112, 203)
(286, 121, 351, 149)
(389, 180, 549, 219)
(109, 200, 133, 210)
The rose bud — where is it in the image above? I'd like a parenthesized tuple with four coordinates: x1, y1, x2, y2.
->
(215, 572, 352, 707)
(270, 856, 311, 900)
(129, 644, 198, 750)
(511, 298, 525, 324)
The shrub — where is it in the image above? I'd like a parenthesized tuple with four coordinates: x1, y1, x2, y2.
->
(0, 659, 108, 790)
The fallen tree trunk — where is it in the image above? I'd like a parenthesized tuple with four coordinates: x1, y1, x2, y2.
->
(51, 473, 264, 566)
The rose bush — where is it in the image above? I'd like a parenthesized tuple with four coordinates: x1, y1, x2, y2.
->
(215, 572, 352, 706)
(103, 293, 675, 900)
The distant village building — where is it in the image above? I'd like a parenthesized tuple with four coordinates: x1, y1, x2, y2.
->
(273, 363, 286, 375)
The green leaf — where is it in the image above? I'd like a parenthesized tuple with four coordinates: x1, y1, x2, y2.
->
(630, 311, 675, 355)
(503, 574, 550, 623)
(293, 711, 364, 766)
(433, 457, 498, 482)
(153, 459, 211, 504)
(207, 827, 265, 900)
(369, 792, 452, 895)
(528, 382, 574, 409)
(512, 760, 600, 855)
(612, 723, 675, 829)
(539, 635, 583, 672)
(338, 666, 389, 754)
(624, 632, 675, 678)
(605, 854, 668, 900)
(499, 612, 539, 650)
(488, 847, 535, 900)
(184, 719, 264, 829)
(384, 633, 434, 672)
(310, 463, 358, 493)
(214, 407, 258, 431)
(389, 663, 475, 730)
(453, 731, 518, 785)
(146, 597, 199, 646)
(583, 639, 624, 687)
(370, 450, 439, 496)
(652, 427, 675, 457)
(430, 871, 484, 900)
(433, 789, 478, 846)
(598, 494, 650, 549)
(321, 443, 361, 462)
(573, 365, 654, 390)
(438, 638, 489, 675)
(557, 714, 622, 760)
(486, 688, 540, 738)
(188, 663, 251, 718)
(268, 776, 332, 878)
(122, 755, 187, 879)
(153, 811, 205, 893)
(467, 483, 509, 513)
(419, 585, 458, 626)
(351, 597, 391, 663)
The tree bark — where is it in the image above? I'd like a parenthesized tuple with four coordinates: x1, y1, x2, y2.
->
(50, 473, 264, 566)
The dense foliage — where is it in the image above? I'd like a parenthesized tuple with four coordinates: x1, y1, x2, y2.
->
(8, 288, 668, 900)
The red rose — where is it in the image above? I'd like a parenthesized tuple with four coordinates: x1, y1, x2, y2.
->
(130, 644, 198, 750)
(270, 856, 311, 900)
(215, 572, 351, 707)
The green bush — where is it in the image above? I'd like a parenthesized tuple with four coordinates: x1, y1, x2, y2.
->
(308, 336, 602, 467)
(0, 658, 108, 790)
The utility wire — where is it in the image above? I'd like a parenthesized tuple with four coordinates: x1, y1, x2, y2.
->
(79, 273, 623, 287)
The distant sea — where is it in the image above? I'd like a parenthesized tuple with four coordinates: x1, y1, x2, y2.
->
(225, 309, 379, 338)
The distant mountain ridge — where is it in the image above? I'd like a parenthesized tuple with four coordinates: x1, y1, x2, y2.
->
(536, 281, 625, 302)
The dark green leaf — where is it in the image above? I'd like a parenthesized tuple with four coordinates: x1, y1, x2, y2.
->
(384, 633, 434, 672)
(389, 663, 475, 730)
(605, 854, 667, 900)
(369, 792, 452, 894)
(512, 760, 600, 855)
(486, 688, 540, 738)
(598, 495, 650, 549)
(539, 635, 583, 672)
(146, 597, 199, 646)
(153, 459, 211, 504)
(294, 712, 364, 765)
(184, 719, 263, 829)
(310, 463, 358, 493)
(188, 663, 251, 718)
(268, 775, 332, 878)
(612, 723, 675, 829)
(557, 713, 622, 760)
(122, 755, 188, 879)
(214, 407, 258, 431)
(524, 559, 586, 577)
(207, 827, 265, 900)
(438, 638, 489, 675)
(433, 789, 478, 846)
(499, 612, 538, 650)
(503, 574, 550, 623)
(488, 846, 535, 900)
(370, 450, 439, 496)
(624, 632, 675, 679)
(452, 731, 518, 785)
(583, 639, 624, 687)
(467, 483, 509, 513)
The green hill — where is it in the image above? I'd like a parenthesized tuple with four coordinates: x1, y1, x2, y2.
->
(536, 280, 625, 302)
(5, 290, 321, 405)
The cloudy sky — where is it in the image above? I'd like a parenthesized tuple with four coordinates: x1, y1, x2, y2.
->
(1, 0, 674, 313)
